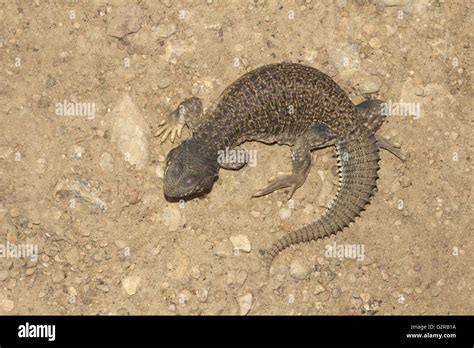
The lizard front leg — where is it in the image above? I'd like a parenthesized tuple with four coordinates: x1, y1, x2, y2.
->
(155, 97, 204, 143)
(253, 124, 335, 200)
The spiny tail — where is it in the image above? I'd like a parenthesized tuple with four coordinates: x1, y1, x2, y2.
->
(262, 128, 380, 265)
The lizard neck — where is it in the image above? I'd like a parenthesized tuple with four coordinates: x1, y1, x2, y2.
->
(192, 109, 242, 154)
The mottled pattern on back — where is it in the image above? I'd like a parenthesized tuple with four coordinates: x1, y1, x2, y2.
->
(194, 63, 358, 150)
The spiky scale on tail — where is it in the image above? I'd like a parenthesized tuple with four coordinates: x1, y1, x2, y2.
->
(262, 128, 380, 266)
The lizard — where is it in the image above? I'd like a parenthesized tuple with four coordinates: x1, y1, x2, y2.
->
(155, 62, 404, 267)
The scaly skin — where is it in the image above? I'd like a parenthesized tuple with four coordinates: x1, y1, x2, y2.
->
(160, 62, 403, 266)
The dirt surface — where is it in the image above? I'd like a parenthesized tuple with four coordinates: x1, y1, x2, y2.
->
(0, 0, 472, 315)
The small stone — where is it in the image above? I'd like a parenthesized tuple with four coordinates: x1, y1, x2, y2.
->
(381, 270, 389, 281)
(226, 270, 248, 287)
(29, 210, 41, 225)
(250, 210, 261, 218)
(369, 37, 382, 50)
(230, 234, 251, 253)
(65, 247, 80, 265)
(46, 74, 56, 88)
(162, 205, 185, 232)
(77, 224, 91, 237)
(153, 22, 177, 38)
(71, 145, 85, 159)
(237, 293, 253, 315)
(107, 4, 144, 38)
(122, 276, 141, 295)
(25, 267, 36, 276)
(290, 257, 312, 280)
(191, 266, 201, 279)
(213, 240, 232, 256)
(198, 288, 209, 302)
(126, 186, 140, 204)
(314, 284, 325, 295)
(52, 270, 65, 283)
(358, 76, 381, 94)
(9, 207, 20, 218)
(0, 298, 14, 312)
(157, 77, 170, 89)
(360, 292, 371, 303)
(279, 207, 292, 220)
(332, 288, 342, 298)
(0, 271, 9, 281)
(97, 284, 110, 293)
(399, 176, 412, 188)
(99, 152, 114, 172)
(111, 94, 150, 170)
(155, 164, 164, 179)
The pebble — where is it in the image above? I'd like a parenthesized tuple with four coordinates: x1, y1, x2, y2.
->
(70, 145, 85, 159)
(230, 234, 251, 253)
(358, 76, 382, 94)
(0, 298, 14, 312)
(0, 271, 9, 281)
(52, 270, 65, 283)
(9, 207, 20, 218)
(360, 292, 371, 303)
(99, 152, 114, 172)
(111, 94, 150, 170)
(381, 269, 389, 281)
(290, 257, 312, 280)
(153, 23, 177, 38)
(237, 293, 253, 315)
(162, 205, 185, 232)
(213, 240, 232, 256)
(278, 207, 292, 220)
(29, 210, 41, 225)
(36, 158, 47, 174)
(126, 186, 140, 204)
(314, 284, 325, 295)
(329, 44, 361, 72)
(122, 276, 141, 295)
(399, 176, 412, 188)
(226, 270, 248, 287)
(53, 177, 106, 211)
(25, 267, 36, 276)
(318, 179, 335, 208)
(77, 224, 91, 237)
(107, 4, 144, 38)
(64, 247, 80, 266)
(332, 288, 342, 298)
(157, 77, 170, 89)
(368, 37, 382, 50)
(250, 210, 261, 218)
(155, 164, 164, 179)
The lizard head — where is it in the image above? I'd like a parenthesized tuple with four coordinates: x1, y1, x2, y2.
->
(163, 139, 219, 199)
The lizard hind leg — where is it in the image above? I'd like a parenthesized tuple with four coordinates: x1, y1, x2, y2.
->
(155, 97, 204, 143)
(252, 123, 335, 200)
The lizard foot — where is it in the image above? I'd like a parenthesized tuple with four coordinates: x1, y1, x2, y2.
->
(154, 108, 185, 143)
(375, 134, 405, 161)
(253, 172, 305, 200)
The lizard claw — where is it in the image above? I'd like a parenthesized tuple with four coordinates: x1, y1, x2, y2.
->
(154, 109, 185, 143)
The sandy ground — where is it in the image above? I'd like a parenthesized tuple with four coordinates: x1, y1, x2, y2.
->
(0, 0, 472, 315)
